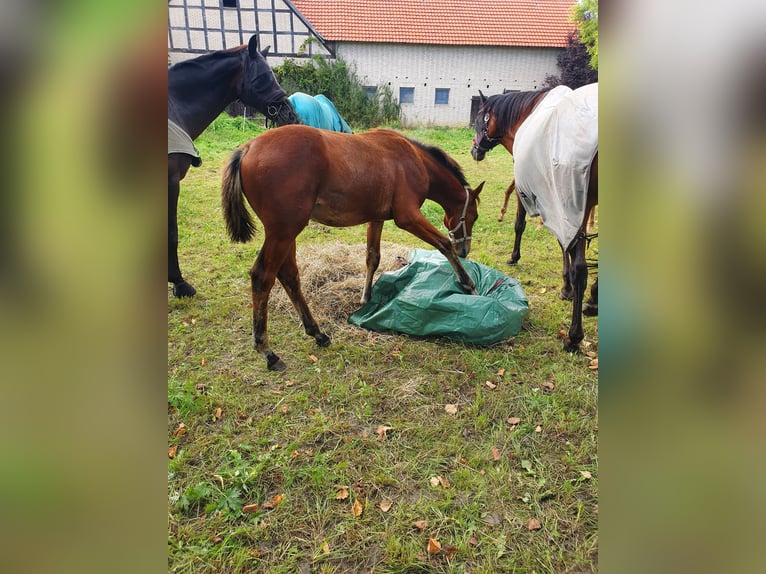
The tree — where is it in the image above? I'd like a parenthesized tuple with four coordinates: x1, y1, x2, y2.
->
(572, 0, 598, 70)
(544, 31, 598, 89)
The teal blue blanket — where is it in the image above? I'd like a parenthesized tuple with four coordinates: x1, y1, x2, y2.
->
(288, 92, 352, 133)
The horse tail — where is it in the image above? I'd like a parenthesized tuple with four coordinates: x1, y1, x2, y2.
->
(221, 144, 257, 243)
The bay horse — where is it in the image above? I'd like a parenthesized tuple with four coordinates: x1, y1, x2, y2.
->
(168, 35, 297, 297)
(222, 125, 484, 371)
(471, 85, 598, 352)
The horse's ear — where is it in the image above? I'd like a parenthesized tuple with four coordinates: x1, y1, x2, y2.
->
(248, 35, 259, 58)
(472, 181, 485, 198)
(478, 90, 487, 104)
(260, 46, 272, 58)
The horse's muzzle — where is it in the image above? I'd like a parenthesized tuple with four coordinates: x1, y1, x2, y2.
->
(471, 145, 485, 161)
(266, 99, 298, 126)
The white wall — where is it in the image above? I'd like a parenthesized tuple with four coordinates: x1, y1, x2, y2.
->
(338, 43, 562, 127)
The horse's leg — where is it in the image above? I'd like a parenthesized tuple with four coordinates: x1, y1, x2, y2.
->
(583, 277, 598, 316)
(276, 242, 331, 348)
(362, 221, 383, 304)
(250, 237, 292, 371)
(563, 234, 588, 352)
(168, 157, 195, 297)
(558, 243, 574, 301)
(508, 191, 526, 265)
(498, 180, 515, 222)
(394, 214, 476, 295)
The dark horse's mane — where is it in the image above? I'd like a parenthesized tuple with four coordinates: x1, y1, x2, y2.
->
(483, 87, 553, 134)
(405, 137, 472, 190)
(169, 47, 243, 91)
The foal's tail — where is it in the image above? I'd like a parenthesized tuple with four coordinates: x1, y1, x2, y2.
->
(221, 145, 257, 243)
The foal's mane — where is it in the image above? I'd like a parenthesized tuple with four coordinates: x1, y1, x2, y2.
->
(483, 88, 552, 135)
(405, 137, 471, 189)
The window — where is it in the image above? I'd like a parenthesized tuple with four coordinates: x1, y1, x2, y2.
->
(434, 88, 450, 105)
(363, 86, 378, 100)
(399, 87, 414, 104)
(222, 0, 237, 8)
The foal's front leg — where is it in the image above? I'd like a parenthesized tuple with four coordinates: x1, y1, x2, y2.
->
(361, 221, 384, 304)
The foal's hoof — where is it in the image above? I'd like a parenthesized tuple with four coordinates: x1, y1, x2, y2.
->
(506, 258, 520, 266)
(315, 333, 331, 348)
(172, 281, 197, 298)
(583, 302, 598, 317)
(266, 352, 287, 372)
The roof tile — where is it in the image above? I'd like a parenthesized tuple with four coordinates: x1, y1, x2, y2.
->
(292, 0, 577, 47)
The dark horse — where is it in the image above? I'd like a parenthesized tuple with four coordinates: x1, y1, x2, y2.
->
(168, 36, 297, 297)
(471, 85, 598, 352)
(222, 125, 484, 371)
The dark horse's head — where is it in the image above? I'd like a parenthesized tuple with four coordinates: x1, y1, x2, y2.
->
(241, 36, 297, 127)
(471, 91, 502, 161)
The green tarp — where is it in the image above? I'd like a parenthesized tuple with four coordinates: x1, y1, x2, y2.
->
(348, 249, 529, 345)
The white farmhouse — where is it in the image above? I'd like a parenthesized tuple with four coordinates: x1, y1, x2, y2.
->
(168, 0, 577, 127)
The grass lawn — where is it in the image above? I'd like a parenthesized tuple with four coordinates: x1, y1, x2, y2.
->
(168, 115, 598, 573)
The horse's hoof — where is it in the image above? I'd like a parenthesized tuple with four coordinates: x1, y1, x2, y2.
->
(266, 352, 287, 372)
(173, 281, 197, 298)
(315, 333, 331, 347)
(507, 257, 520, 266)
(558, 289, 574, 301)
(583, 302, 598, 316)
(563, 337, 581, 353)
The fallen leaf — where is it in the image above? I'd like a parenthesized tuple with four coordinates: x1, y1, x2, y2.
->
(284, 380, 295, 387)
(413, 520, 428, 530)
(589, 358, 598, 370)
(352, 498, 364, 517)
(429, 476, 440, 487)
(437, 476, 451, 489)
(242, 503, 260, 513)
(321, 542, 330, 554)
(580, 470, 593, 480)
(507, 417, 521, 425)
(526, 518, 542, 531)
(280, 405, 289, 414)
(585, 351, 597, 358)
(213, 408, 223, 420)
(484, 381, 497, 390)
(237, 411, 247, 419)
(497, 367, 506, 377)
(534, 425, 542, 433)
(335, 486, 349, 500)
(427, 538, 442, 555)
(541, 380, 555, 392)
(375, 425, 393, 440)
(308, 354, 319, 363)
(482, 512, 502, 526)
(211, 535, 223, 544)
(491, 447, 501, 462)
(443, 545, 458, 559)
(173, 422, 187, 437)
(168, 445, 178, 459)
(200, 358, 207, 367)
(468, 534, 479, 546)
(445, 403, 458, 415)
(190, 318, 197, 325)
(377, 499, 393, 512)
(263, 493, 284, 510)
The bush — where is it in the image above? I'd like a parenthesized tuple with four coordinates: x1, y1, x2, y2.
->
(273, 55, 400, 129)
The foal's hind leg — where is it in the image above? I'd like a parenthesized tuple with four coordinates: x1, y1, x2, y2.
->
(250, 238, 291, 371)
(277, 243, 331, 348)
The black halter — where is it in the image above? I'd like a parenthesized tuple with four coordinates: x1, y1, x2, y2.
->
(474, 112, 502, 152)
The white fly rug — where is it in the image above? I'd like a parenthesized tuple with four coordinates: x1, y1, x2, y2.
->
(168, 119, 202, 167)
(512, 83, 598, 250)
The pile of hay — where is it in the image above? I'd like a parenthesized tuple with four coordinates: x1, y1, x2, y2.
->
(270, 240, 412, 327)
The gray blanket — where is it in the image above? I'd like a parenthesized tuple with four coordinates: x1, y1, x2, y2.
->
(513, 83, 598, 250)
(168, 119, 202, 167)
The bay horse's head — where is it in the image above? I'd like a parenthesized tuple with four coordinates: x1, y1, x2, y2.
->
(240, 36, 297, 127)
(471, 91, 502, 161)
(471, 88, 551, 161)
(445, 181, 485, 258)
